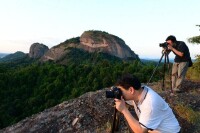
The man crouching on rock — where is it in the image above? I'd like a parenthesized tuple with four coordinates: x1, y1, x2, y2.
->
(114, 74, 181, 133)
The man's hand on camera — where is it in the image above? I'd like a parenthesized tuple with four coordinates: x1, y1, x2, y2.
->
(167, 45, 174, 51)
(114, 96, 128, 114)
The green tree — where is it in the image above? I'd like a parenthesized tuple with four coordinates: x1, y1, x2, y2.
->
(188, 35, 200, 44)
(187, 27, 200, 80)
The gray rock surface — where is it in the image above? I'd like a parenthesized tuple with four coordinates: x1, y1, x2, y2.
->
(29, 43, 49, 59)
(79, 31, 138, 59)
(0, 89, 131, 133)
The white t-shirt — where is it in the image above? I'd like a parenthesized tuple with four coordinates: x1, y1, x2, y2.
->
(126, 86, 180, 133)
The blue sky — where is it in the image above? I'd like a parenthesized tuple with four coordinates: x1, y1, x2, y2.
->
(0, 0, 200, 59)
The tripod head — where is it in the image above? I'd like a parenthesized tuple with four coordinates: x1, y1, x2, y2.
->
(162, 48, 171, 55)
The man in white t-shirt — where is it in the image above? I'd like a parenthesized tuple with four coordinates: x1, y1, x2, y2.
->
(114, 74, 180, 133)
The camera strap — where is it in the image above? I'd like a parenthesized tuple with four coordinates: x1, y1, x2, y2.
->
(139, 87, 153, 131)
(139, 122, 154, 131)
(131, 86, 148, 117)
(138, 86, 148, 105)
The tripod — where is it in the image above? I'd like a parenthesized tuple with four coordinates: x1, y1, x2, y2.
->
(147, 49, 172, 92)
(111, 105, 120, 133)
(111, 104, 133, 133)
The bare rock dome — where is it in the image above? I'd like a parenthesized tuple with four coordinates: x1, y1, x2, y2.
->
(29, 43, 49, 59)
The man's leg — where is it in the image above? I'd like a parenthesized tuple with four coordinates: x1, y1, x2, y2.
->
(176, 62, 189, 90)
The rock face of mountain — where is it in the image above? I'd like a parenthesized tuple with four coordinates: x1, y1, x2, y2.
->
(29, 43, 49, 59)
(41, 31, 139, 62)
(0, 89, 131, 133)
(79, 31, 138, 59)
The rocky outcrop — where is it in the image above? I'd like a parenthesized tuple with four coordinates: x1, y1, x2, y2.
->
(0, 89, 131, 133)
(80, 31, 138, 59)
(29, 43, 49, 59)
(42, 30, 139, 62)
(41, 45, 66, 62)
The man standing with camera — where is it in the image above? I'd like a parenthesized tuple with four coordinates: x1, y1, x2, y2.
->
(114, 74, 180, 133)
(166, 35, 191, 93)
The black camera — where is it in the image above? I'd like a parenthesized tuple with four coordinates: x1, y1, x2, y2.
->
(106, 86, 122, 100)
(159, 42, 169, 48)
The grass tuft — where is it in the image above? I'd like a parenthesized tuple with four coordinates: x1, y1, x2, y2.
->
(174, 103, 200, 125)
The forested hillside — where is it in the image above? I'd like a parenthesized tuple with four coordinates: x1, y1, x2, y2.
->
(0, 51, 163, 129)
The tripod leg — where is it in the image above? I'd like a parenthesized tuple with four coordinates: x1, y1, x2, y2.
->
(115, 111, 120, 131)
(112, 108, 120, 133)
(166, 54, 173, 93)
(147, 52, 165, 84)
(162, 53, 167, 90)
(111, 108, 116, 133)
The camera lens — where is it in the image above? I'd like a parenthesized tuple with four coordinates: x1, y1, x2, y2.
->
(159, 42, 168, 48)
(106, 91, 114, 98)
(105, 86, 122, 99)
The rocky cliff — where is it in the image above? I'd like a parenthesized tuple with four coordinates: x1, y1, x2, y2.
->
(41, 30, 139, 62)
(29, 43, 49, 59)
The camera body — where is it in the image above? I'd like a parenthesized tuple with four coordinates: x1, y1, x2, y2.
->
(106, 86, 122, 100)
(159, 42, 169, 49)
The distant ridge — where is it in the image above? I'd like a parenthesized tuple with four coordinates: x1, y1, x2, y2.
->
(0, 53, 9, 58)
(141, 58, 174, 63)
(0, 51, 27, 63)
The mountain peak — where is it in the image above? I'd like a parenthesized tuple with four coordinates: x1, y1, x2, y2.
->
(80, 30, 138, 59)
(42, 30, 139, 63)
(29, 43, 49, 59)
